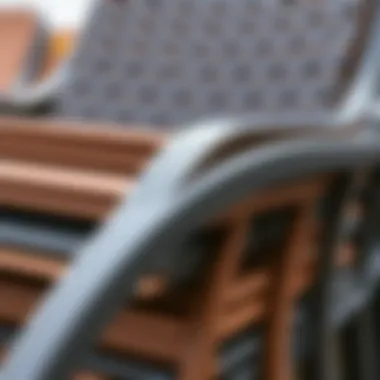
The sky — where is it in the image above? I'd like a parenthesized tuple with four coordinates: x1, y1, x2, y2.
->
(0, 0, 94, 28)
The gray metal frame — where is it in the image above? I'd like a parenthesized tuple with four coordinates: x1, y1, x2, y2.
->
(2, 126, 380, 380)
(338, 0, 380, 119)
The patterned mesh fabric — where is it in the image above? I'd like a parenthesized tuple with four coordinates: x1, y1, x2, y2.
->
(55, 0, 362, 127)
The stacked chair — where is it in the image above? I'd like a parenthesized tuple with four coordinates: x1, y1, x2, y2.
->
(0, 0, 380, 380)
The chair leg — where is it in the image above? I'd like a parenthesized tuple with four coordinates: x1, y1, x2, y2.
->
(265, 204, 317, 380)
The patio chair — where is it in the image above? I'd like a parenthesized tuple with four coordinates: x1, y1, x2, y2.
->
(1, 126, 379, 380)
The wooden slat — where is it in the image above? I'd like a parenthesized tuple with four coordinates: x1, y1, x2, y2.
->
(0, 116, 169, 146)
(0, 248, 66, 281)
(224, 270, 270, 306)
(0, 119, 164, 219)
(0, 160, 129, 196)
(0, 139, 151, 176)
(0, 117, 167, 176)
(218, 302, 266, 339)
(0, 117, 167, 152)
(104, 311, 186, 361)
(0, 160, 132, 219)
(0, 185, 114, 220)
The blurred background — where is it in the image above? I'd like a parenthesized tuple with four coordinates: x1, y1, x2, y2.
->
(0, 0, 91, 28)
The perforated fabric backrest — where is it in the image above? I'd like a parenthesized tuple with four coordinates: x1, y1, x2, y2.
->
(55, 0, 364, 127)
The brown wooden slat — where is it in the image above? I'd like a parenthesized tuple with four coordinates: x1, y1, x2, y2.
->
(0, 248, 65, 281)
(0, 160, 132, 219)
(0, 117, 166, 154)
(104, 311, 186, 362)
(0, 117, 167, 148)
(0, 117, 167, 176)
(0, 160, 129, 196)
(0, 185, 114, 220)
(218, 302, 266, 339)
(0, 139, 151, 177)
(224, 270, 270, 306)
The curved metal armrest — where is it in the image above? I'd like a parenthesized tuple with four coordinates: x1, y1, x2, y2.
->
(0, 61, 69, 114)
(137, 112, 357, 206)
